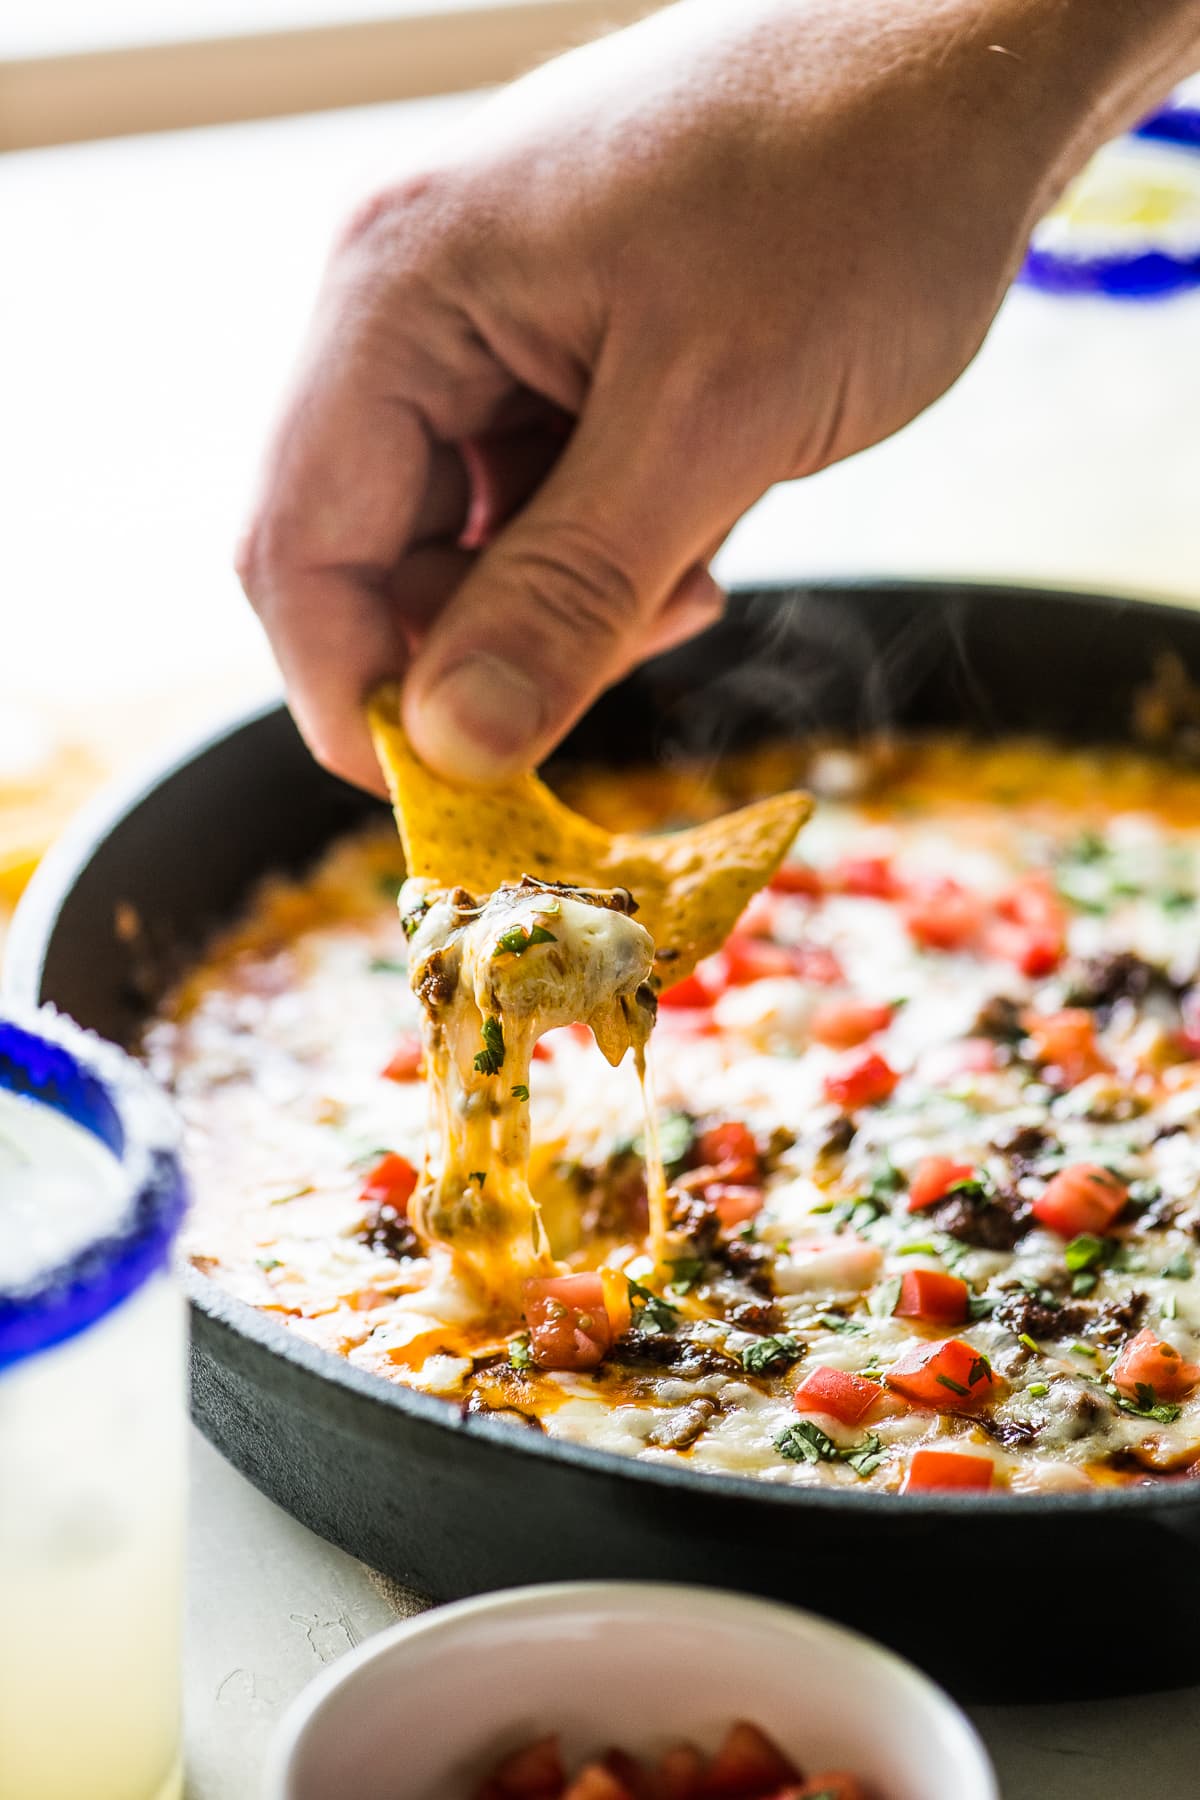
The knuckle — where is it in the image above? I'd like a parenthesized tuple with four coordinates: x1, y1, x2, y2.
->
(333, 169, 455, 271)
(508, 521, 641, 652)
(233, 517, 269, 606)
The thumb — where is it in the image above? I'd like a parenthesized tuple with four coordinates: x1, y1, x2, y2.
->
(402, 389, 731, 782)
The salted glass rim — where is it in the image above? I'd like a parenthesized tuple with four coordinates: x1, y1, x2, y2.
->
(0, 1004, 187, 1372)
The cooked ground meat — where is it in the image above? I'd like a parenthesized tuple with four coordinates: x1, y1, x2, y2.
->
(815, 1115, 857, 1159)
(669, 1192, 721, 1250)
(645, 1397, 718, 1450)
(979, 1414, 1043, 1448)
(994, 1286, 1147, 1344)
(610, 1331, 741, 1378)
(992, 1123, 1055, 1180)
(360, 1202, 419, 1262)
(927, 1185, 1032, 1250)
(973, 995, 1025, 1041)
(716, 1234, 776, 1294)
(1064, 951, 1173, 1011)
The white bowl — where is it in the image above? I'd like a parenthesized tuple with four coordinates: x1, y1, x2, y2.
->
(264, 1582, 997, 1800)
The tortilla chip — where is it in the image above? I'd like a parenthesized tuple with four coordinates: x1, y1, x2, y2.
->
(368, 683, 812, 983)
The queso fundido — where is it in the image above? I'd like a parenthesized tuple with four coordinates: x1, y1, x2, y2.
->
(144, 736, 1200, 1497)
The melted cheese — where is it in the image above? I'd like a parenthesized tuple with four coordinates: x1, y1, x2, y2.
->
(404, 877, 657, 1309)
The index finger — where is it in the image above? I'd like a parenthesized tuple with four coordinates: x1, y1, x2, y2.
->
(237, 323, 438, 790)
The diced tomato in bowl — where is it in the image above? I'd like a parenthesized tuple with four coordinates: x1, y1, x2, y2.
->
(983, 873, 1066, 978)
(769, 861, 823, 898)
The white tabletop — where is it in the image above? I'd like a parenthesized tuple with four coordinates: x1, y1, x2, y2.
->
(5, 83, 1200, 1800)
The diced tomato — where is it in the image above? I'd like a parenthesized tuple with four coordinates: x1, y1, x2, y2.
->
(792, 945, 846, 986)
(902, 876, 985, 952)
(1179, 986, 1200, 1057)
(523, 1274, 616, 1371)
(1023, 1008, 1109, 1087)
(793, 1364, 883, 1427)
(1111, 1327, 1200, 1402)
(830, 852, 897, 898)
(482, 1735, 565, 1798)
(906, 1155, 976, 1213)
(738, 890, 779, 938)
(809, 999, 894, 1049)
(770, 861, 823, 897)
(696, 1120, 758, 1169)
(770, 1778, 869, 1800)
(1030, 1163, 1127, 1238)
(659, 972, 716, 1010)
(901, 1449, 995, 1493)
(710, 1184, 766, 1228)
(894, 1268, 970, 1325)
(358, 1152, 418, 1215)
(886, 1337, 999, 1412)
(723, 936, 801, 984)
(699, 1721, 799, 1797)
(563, 1765, 634, 1800)
(654, 1745, 707, 1800)
(381, 1035, 423, 1081)
(984, 872, 1067, 978)
(822, 1050, 899, 1111)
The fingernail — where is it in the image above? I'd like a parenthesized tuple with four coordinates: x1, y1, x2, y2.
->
(417, 654, 545, 781)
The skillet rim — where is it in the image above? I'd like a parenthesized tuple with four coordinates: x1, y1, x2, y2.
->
(9, 575, 1200, 1523)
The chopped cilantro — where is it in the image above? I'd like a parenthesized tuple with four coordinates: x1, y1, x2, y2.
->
(967, 1292, 998, 1320)
(1067, 829, 1108, 864)
(508, 1333, 533, 1371)
(1064, 1233, 1109, 1274)
(816, 1311, 865, 1334)
(774, 1421, 884, 1478)
(1019, 1333, 1040, 1353)
(665, 1255, 706, 1293)
(1070, 1341, 1098, 1359)
(742, 1334, 802, 1375)
(255, 1255, 282, 1272)
(844, 1433, 887, 1477)
(1118, 1382, 1181, 1424)
(967, 1354, 994, 1387)
(627, 1278, 679, 1334)
(936, 1374, 969, 1397)
(511, 1084, 530, 1102)
(1162, 1253, 1194, 1280)
(473, 1016, 506, 1077)
(1071, 1272, 1099, 1297)
(368, 955, 408, 975)
(629, 1110, 694, 1172)
(869, 1276, 903, 1319)
(493, 922, 558, 957)
(1160, 890, 1194, 914)
(1028, 1382, 1050, 1398)
(899, 1240, 939, 1256)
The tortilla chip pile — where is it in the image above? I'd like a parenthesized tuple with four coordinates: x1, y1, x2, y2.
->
(368, 683, 811, 985)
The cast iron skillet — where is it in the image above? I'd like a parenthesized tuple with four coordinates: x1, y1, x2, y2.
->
(10, 580, 1200, 1702)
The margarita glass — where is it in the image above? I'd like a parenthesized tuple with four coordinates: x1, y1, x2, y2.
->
(0, 1008, 188, 1800)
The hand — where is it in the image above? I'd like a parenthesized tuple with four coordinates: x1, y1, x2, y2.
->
(237, 0, 1200, 789)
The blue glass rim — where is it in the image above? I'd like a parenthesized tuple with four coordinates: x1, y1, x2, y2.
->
(1020, 104, 1200, 301)
(0, 1005, 187, 1374)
